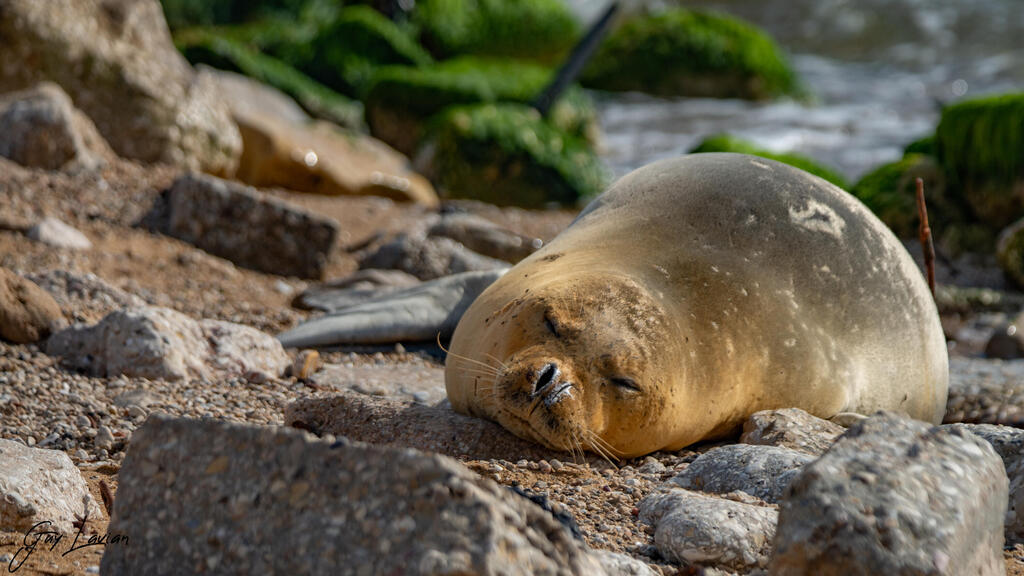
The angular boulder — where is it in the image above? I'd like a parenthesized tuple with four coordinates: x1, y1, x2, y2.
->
(740, 408, 845, 456)
(0, 438, 103, 535)
(101, 415, 607, 575)
(165, 173, 339, 279)
(771, 412, 1007, 576)
(0, 82, 114, 171)
(46, 306, 289, 381)
(944, 423, 1024, 542)
(0, 0, 241, 174)
(670, 444, 813, 504)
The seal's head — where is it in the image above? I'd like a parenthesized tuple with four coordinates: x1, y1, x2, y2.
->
(446, 270, 686, 459)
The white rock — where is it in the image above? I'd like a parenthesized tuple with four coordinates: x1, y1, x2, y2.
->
(0, 438, 102, 535)
(27, 217, 92, 250)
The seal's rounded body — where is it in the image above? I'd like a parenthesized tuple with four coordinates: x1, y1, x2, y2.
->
(445, 153, 948, 458)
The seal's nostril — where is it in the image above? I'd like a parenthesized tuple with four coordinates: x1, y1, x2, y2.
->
(533, 363, 559, 394)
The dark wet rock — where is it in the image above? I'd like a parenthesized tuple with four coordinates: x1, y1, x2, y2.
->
(359, 233, 507, 280)
(102, 414, 607, 575)
(771, 412, 1007, 576)
(0, 0, 240, 174)
(740, 408, 844, 456)
(46, 306, 289, 381)
(640, 489, 777, 572)
(0, 83, 113, 171)
(278, 269, 505, 347)
(0, 438, 103, 535)
(984, 311, 1024, 359)
(670, 444, 813, 504)
(0, 267, 67, 343)
(163, 173, 339, 279)
(285, 390, 598, 464)
(292, 269, 421, 312)
(943, 423, 1024, 543)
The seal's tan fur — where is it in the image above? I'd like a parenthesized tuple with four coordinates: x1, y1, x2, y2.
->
(445, 153, 949, 458)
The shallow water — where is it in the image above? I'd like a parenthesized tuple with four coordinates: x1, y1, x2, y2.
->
(572, 0, 1024, 181)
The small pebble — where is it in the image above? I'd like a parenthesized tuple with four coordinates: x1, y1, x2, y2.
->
(550, 459, 563, 471)
(95, 425, 114, 450)
(538, 460, 552, 473)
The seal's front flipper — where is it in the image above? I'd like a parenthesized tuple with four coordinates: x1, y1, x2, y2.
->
(277, 269, 507, 349)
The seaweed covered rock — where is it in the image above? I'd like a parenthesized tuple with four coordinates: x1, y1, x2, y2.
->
(690, 135, 847, 188)
(582, 8, 798, 100)
(850, 154, 946, 236)
(365, 57, 598, 155)
(423, 104, 607, 208)
(997, 219, 1024, 290)
(0, 0, 241, 174)
(159, 0, 310, 30)
(936, 93, 1024, 230)
(412, 0, 579, 62)
(175, 28, 364, 130)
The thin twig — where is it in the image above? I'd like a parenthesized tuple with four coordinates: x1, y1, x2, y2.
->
(915, 177, 936, 298)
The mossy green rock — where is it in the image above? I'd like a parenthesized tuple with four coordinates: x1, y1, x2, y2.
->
(690, 134, 847, 189)
(174, 29, 364, 130)
(365, 57, 598, 155)
(581, 9, 798, 100)
(159, 0, 310, 30)
(412, 0, 579, 62)
(936, 93, 1024, 229)
(425, 104, 608, 208)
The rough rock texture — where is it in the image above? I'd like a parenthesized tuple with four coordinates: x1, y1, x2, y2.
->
(429, 212, 543, 263)
(0, 438, 103, 535)
(0, 82, 113, 171)
(285, 390, 595, 464)
(102, 415, 607, 575)
(771, 412, 1008, 576)
(671, 444, 813, 504)
(946, 357, 1024, 426)
(46, 306, 289, 381)
(0, 267, 67, 343)
(591, 550, 659, 575)
(945, 423, 1024, 542)
(165, 173, 339, 279)
(359, 234, 508, 280)
(308, 361, 447, 405)
(277, 269, 506, 347)
(214, 67, 437, 205)
(740, 408, 845, 456)
(292, 269, 421, 311)
(640, 489, 777, 572)
(26, 269, 145, 323)
(0, 0, 241, 174)
(27, 217, 93, 250)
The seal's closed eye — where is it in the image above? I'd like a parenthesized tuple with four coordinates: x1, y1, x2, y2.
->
(609, 377, 640, 392)
(544, 311, 560, 337)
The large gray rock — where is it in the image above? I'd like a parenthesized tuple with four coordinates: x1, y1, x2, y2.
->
(740, 408, 844, 456)
(771, 412, 1007, 576)
(360, 234, 508, 280)
(46, 305, 289, 381)
(944, 423, 1024, 543)
(0, 438, 103, 535)
(278, 269, 506, 347)
(101, 415, 608, 575)
(0, 267, 67, 343)
(671, 444, 813, 504)
(0, 0, 240, 174)
(27, 269, 145, 323)
(640, 489, 777, 572)
(165, 173, 339, 279)
(0, 82, 113, 171)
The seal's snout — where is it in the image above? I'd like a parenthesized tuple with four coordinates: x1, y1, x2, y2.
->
(532, 362, 560, 396)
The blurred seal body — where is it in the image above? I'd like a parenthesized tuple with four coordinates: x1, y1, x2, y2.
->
(445, 153, 948, 458)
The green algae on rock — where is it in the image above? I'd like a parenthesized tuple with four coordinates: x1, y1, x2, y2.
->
(412, 0, 579, 62)
(690, 134, 846, 189)
(364, 57, 598, 155)
(159, 0, 311, 30)
(581, 9, 799, 100)
(936, 93, 1024, 229)
(174, 29, 364, 130)
(424, 104, 608, 208)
